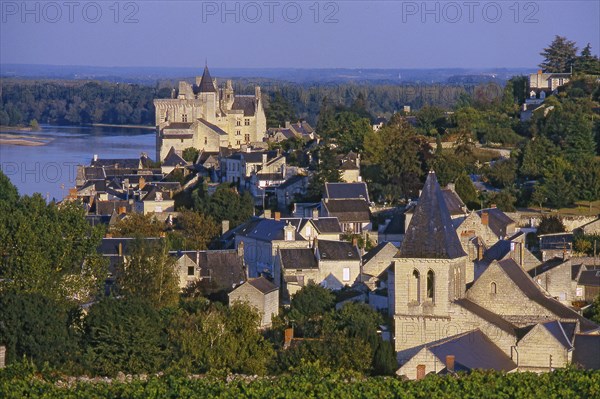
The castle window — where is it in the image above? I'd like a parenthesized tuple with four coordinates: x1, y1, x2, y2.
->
(426, 270, 435, 302)
(204, 137, 208, 145)
(236, 120, 241, 126)
(236, 130, 241, 136)
(187, 266, 195, 277)
(245, 134, 250, 142)
(490, 282, 497, 294)
(244, 118, 250, 126)
(236, 140, 241, 145)
(410, 270, 420, 303)
(182, 114, 188, 122)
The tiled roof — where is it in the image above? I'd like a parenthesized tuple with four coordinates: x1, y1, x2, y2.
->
(247, 276, 278, 294)
(280, 248, 318, 270)
(278, 175, 307, 190)
(318, 240, 360, 261)
(175, 249, 246, 293)
(236, 218, 302, 242)
(362, 242, 398, 266)
(198, 65, 217, 93)
(323, 199, 370, 223)
(399, 171, 467, 259)
(325, 182, 369, 201)
(231, 96, 256, 116)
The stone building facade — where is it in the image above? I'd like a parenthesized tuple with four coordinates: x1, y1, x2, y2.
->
(154, 66, 267, 161)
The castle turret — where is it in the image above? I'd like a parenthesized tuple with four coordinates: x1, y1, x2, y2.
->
(198, 65, 217, 123)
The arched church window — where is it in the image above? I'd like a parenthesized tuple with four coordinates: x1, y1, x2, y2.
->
(410, 270, 420, 303)
(490, 282, 497, 294)
(426, 270, 435, 302)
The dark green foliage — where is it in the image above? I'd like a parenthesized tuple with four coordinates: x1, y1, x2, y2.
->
(537, 215, 566, 236)
(539, 35, 578, 73)
(82, 298, 166, 376)
(265, 92, 297, 128)
(455, 172, 479, 210)
(0, 170, 19, 204)
(182, 147, 199, 163)
(485, 189, 517, 212)
(0, 291, 77, 367)
(373, 340, 398, 376)
(485, 158, 517, 189)
(191, 183, 255, 228)
(416, 106, 446, 136)
(574, 43, 600, 75)
(286, 282, 335, 337)
(306, 146, 342, 201)
(584, 294, 600, 324)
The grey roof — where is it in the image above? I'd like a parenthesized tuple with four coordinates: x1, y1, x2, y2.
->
(428, 329, 517, 373)
(317, 240, 360, 261)
(93, 200, 135, 216)
(141, 185, 173, 201)
(383, 213, 405, 235)
(572, 334, 600, 369)
(236, 218, 302, 242)
(325, 182, 369, 201)
(578, 269, 600, 287)
(498, 258, 598, 333)
(323, 199, 370, 223)
(91, 158, 141, 169)
(541, 320, 573, 350)
(453, 298, 517, 335)
(441, 189, 466, 215)
(311, 217, 343, 234)
(231, 96, 256, 116)
(399, 172, 467, 259)
(527, 257, 568, 278)
(476, 208, 515, 238)
(362, 242, 398, 266)
(278, 175, 307, 190)
(164, 122, 194, 130)
(176, 249, 246, 294)
(280, 248, 318, 270)
(198, 65, 217, 93)
(162, 147, 188, 167)
(538, 233, 573, 250)
(247, 276, 278, 294)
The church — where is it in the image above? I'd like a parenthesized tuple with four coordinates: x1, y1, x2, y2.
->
(392, 171, 599, 379)
(154, 66, 267, 161)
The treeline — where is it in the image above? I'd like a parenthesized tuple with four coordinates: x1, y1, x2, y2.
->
(0, 80, 172, 126)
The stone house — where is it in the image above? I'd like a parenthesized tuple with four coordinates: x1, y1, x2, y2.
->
(527, 258, 573, 304)
(360, 242, 398, 287)
(539, 233, 573, 261)
(392, 172, 599, 379)
(574, 265, 600, 303)
(321, 198, 371, 234)
(135, 185, 176, 214)
(229, 276, 279, 328)
(154, 66, 267, 161)
(276, 175, 309, 209)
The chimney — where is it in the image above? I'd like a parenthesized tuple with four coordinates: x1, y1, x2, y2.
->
(312, 207, 319, 220)
(538, 69, 542, 75)
(481, 212, 489, 226)
(416, 364, 426, 380)
(237, 241, 245, 258)
(118, 206, 126, 214)
(446, 355, 455, 373)
(274, 211, 281, 221)
(284, 327, 294, 349)
(222, 220, 230, 235)
(264, 209, 272, 219)
(490, 204, 497, 209)
(93, 154, 98, 162)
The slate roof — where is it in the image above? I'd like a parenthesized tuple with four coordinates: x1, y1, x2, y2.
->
(441, 189, 466, 215)
(278, 175, 307, 190)
(198, 65, 217, 93)
(428, 329, 517, 373)
(323, 199, 370, 223)
(541, 320, 573, 350)
(164, 122, 194, 130)
(538, 233, 573, 250)
(311, 217, 343, 234)
(198, 118, 229, 136)
(383, 213, 405, 235)
(453, 298, 517, 335)
(317, 240, 360, 261)
(476, 208, 515, 238)
(498, 259, 599, 332)
(163, 147, 188, 167)
(362, 242, 398, 266)
(91, 158, 141, 169)
(572, 334, 600, 369)
(280, 248, 318, 270)
(325, 182, 369, 201)
(247, 276, 278, 294)
(236, 218, 303, 242)
(527, 257, 568, 278)
(578, 269, 600, 287)
(231, 96, 256, 116)
(141, 185, 173, 201)
(399, 171, 467, 259)
(93, 200, 135, 216)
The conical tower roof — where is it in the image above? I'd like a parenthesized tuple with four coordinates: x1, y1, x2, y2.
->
(198, 65, 217, 93)
(399, 171, 467, 259)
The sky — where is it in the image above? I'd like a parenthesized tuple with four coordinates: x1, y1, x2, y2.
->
(0, 1, 599, 69)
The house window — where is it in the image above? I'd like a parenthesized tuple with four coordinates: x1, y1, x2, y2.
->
(244, 118, 250, 126)
(236, 120, 241, 126)
(343, 267, 350, 282)
(236, 140, 241, 145)
(245, 134, 250, 142)
(236, 130, 241, 136)
(410, 270, 420, 303)
(204, 137, 208, 145)
(426, 270, 435, 301)
(490, 282, 497, 294)
(182, 114, 188, 122)
(188, 266, 195, 277)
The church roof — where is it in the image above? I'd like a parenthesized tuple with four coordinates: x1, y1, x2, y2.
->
(198, 65, 217, 93)
(399, 171, 467, 259)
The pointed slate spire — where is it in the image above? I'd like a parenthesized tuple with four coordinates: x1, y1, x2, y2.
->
(399, 171, 467, 259)
(198, 65, 217, 93)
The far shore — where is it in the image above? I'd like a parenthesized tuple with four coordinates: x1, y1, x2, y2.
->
(89, 123, 155, 130)
(0, 125, 35, 132)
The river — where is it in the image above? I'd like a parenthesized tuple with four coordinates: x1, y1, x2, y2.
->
(0, 125, 155, 201)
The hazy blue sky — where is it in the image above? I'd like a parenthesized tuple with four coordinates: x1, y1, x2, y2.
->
(1, 1, 598, 68)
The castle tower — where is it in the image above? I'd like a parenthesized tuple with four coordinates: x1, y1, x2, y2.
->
(394, 171, 468, 352)
(222, 79, 235, 111)
(197, 65, 218, 123)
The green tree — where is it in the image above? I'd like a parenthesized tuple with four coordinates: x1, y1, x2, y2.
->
(541, 157, 575, 208)
(539, 35, 578, 73)
(455, 172, 479, 209)
(537, 215, 566, 236)
(82, 298, 166, 376)
(266, 92, 297, 128)
(0, 291, 77, 368)
(486, 158, 517, 189)
(112, 212, 165, 237)
(519, 135, 558, 179)
(167, 209, 219, 250)
(192, 183, 254, 227)
(306, 146, 342, 201)
(574, 43, 600, 75)
(115, 239, 179, 310)
(182, 147, 199, 163)
(416, 106, 446, 136)
(0, 170, 19, 204)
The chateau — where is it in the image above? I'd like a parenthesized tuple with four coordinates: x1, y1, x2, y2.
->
(154, 66, 267, 161)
